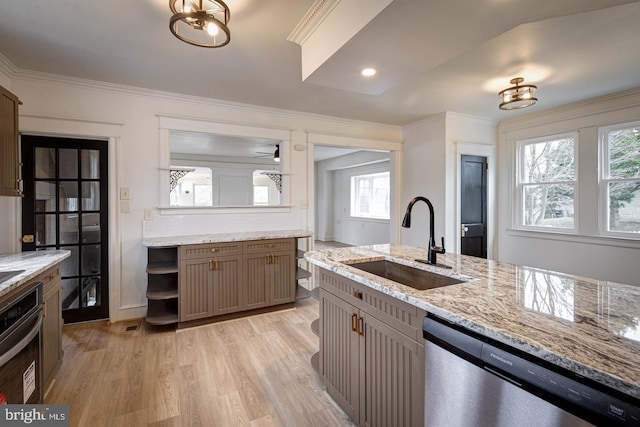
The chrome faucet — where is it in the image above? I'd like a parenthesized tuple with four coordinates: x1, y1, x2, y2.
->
(401, 196, 450, 268)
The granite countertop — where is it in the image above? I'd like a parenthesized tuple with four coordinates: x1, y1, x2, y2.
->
(0, 250, 71, 299)
(142, 229, 313, 247)
(305, 243, 640, 400)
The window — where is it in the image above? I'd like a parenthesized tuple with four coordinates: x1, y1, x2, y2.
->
(169, 166, 212, 207)
(350, 171, 390, 219)
(253, 185, 269, 205)
(517, 134, 577, 230)
(601, 122, 640, 235)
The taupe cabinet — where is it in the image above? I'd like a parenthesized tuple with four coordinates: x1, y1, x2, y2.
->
(177, 238, 296, 324)
(40, 264, 63, 392)
(318, 268, 425, 427)
(0, 84, 22, 197)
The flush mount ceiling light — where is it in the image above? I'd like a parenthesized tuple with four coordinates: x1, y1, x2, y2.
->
(498, 77, 538, 110)
(361, 68, 377, 77)
(169, 0, 230, 48)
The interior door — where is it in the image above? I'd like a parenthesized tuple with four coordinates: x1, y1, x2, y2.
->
(460, 155, 487, 258)
(21, 135, 109, 323)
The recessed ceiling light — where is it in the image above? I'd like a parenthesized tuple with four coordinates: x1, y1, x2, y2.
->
(361, 68, 376, 77)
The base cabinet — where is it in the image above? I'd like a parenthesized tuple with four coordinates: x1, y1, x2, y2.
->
(176, 238, 296, 325)
(41, 265, 63, 391)
(319, 270, 425, 427)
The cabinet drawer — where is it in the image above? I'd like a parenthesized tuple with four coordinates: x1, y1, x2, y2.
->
(180, 242, 243, 259)
(243, 238, 295, 254)
(38, 266, 61, 296)
(319, 269, 425, 342)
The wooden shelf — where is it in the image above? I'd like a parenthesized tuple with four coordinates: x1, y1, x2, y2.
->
(311, 318, 319, 337)
(296, 249, 305, 259)
(296, 285, 311, 301)
(145, 312, 179, 326)
(146, 298, 179, 325)
(147, 288, 179, 300)
(296, 267, 312, 280)
(146, 262, 178, 274)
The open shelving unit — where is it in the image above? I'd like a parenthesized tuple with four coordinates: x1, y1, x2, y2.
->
(295, 237, 313, 300)
(146, 246, 179, 325)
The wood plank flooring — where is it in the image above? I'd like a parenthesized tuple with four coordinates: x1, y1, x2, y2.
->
(45, 298, 354, 427)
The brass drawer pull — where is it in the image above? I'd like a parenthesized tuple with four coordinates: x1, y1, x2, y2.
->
(210, 247, 218, 253)
(351, 313, 357, 332)
(357, 316, 365, 336)
(353, 290, 363, 299)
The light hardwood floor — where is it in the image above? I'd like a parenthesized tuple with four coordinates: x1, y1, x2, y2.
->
(46, 298, 353, 427)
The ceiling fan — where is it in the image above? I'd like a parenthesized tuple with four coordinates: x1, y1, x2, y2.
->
(254, 144, 280, 162)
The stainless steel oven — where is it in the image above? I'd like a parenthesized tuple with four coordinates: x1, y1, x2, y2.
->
(0, 283, 43, 405)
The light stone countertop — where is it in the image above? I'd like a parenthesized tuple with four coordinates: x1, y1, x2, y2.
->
(0, 250, 71, 299)
(305, 243, 640, 400)
(142, 229, 313, 247)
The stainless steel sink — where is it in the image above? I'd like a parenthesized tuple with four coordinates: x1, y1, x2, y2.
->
(0, 270, 25, 285)
(348, 260, 466, 290)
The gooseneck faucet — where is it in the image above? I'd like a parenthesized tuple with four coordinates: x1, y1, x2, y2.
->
(401, 196, 450, 268)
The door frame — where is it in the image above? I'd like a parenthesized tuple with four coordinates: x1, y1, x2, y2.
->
(455, 141, 496, 259)
(17, 115, 123, 322)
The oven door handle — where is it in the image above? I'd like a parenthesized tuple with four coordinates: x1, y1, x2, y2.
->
(0, 310, 43, 368)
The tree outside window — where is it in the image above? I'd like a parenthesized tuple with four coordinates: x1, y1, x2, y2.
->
(602, 124, 640, 234)
(519, 135, 576, 230)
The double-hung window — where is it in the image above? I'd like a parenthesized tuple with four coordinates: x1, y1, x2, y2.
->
(600, 122, 640, 235)
(350, 171, 390, 220)
(517, 133, 577, 231)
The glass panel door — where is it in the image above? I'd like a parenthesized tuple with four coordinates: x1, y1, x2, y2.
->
(22, 136, 109, 323)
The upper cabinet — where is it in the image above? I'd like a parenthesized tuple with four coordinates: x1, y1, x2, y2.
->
(0, 85, 22, 197)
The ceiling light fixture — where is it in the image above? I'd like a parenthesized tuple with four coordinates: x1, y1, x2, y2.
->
(498, 77, 538, 110)
(361, 68, 377, 77)
(274, 145, 280, 162)
(169, 0, 230, 48)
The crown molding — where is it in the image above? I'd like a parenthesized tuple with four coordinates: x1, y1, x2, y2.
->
(11, 67, 400, 135)
(498, 86, 640, 132)
(0, 53, 18, 80)
(287, 0, 341, 45)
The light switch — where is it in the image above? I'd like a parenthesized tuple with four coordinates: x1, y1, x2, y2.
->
(120, 187, 131, 200)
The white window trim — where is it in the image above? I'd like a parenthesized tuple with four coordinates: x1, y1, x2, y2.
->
(350, 171, 391, 221)
(515, 132, 579, 233)
(599, 120, 640, 239)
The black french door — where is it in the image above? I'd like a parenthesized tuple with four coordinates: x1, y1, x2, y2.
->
(21, 135, 109, 323)
(460, 154, 487, 259)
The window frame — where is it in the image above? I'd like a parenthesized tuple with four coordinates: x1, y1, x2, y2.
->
(599, 121, 640, 238)
(349, 171, 391, 220)
(515, 132, 579, 233)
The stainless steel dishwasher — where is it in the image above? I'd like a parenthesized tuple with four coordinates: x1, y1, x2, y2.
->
(423, 314, 640, 427)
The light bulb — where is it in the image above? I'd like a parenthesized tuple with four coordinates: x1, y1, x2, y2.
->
(207, 22, 219, 36)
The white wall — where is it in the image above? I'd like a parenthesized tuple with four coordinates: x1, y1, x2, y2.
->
(0, 63, 402, 321)
(497, 88, 640, 285)
(331, 161, 390, 246)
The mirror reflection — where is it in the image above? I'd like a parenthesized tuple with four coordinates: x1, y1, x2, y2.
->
(169, 130, 283, 207)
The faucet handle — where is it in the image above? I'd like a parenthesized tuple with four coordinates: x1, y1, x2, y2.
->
(433, 237, 446, 254)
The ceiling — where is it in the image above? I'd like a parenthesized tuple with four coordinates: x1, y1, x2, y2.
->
(0, 0, 639, 126)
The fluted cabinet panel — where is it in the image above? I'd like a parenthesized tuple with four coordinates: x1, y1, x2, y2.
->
(0, 85, 21, 197)
(212, 257, 243, 315)
(319, 289, 360, 424)
(270, 252, 296, 305)
(180, 259, 213, 321)
(244, 254, 269, 310)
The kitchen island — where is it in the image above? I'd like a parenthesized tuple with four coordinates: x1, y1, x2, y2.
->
(305, 244, 640, 417)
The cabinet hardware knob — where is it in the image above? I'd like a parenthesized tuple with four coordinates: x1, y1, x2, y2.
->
(268, 243, 275, 248)
(354, 290, 363, 299)
(357, 316, 365, 336)
(210, 248, 218, 253)
(351, 313, 357, 332)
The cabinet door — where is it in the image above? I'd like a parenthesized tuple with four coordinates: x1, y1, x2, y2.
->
(0, 85, 21, 196)
(269, 251, 296, 305)
(180, 258, 213, 321)
(211, 256, 243, 316)
(319, 289, 361, 424)
(244, 253, 269, 310)
(362, 313, 424, 427)
(42, 281, 63, 389)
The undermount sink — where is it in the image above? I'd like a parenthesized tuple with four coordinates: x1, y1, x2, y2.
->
(0, 270, 25, 285)
(348, 260, 466, 290)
